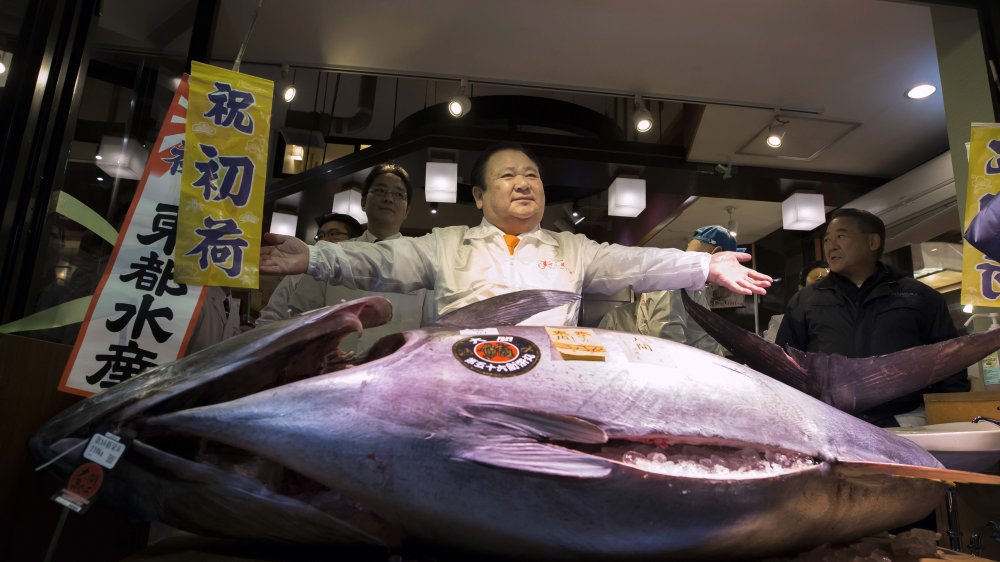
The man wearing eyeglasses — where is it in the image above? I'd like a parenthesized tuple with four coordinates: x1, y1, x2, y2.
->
(260, 142, 770, 326)
(284, 164, 433, 352)
(255, 212, 363, 327)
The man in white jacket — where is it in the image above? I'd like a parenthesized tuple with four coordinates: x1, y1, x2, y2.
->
(598, 225, 738, 355)
(260, 142, 771, 325)
(255, 212, 362, 327)
(284, 163, 433, 352)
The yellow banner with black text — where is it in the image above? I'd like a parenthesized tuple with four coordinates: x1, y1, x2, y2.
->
(175, 61, 273, 288)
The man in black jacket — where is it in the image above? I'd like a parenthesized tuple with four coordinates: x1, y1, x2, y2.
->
(775, 208, 969, 427)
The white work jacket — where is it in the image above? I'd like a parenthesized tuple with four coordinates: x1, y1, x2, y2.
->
(598, 289, 725, 355)
(293, 230, 431, 353)
(308, 219, 710, 327)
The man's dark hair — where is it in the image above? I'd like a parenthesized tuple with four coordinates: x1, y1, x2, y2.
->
(362, 163, 412, 205)
(828, 208, 886, 259)
(799, 260, 829, 287)
(470, 141, 543, 190)
(314, 212, 363, 238)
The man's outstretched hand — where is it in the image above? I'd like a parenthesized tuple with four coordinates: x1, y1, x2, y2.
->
(707, 252, 772, 295)
(260, 233, 309, 275)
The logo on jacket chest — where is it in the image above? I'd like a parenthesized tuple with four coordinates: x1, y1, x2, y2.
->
(537, 259, 567, 270)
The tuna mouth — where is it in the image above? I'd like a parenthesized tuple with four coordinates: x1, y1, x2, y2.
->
(32, 297, 406, 540)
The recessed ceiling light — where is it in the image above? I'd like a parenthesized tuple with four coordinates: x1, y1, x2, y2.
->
(906, 84, 936, 99)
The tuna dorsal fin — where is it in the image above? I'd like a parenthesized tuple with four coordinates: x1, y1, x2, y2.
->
(433, 290, 581, 328)
(680, 290, 809, 391)
(836, 460, 1000, 486)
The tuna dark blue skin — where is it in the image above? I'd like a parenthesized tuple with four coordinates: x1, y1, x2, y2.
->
(30, 292, 1000, 560)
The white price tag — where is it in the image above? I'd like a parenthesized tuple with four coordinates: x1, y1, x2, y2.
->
(459, 328, 499, 336)
(82, 433, 126, 469)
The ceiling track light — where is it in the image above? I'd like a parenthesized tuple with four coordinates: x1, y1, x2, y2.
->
(632, 95, 653, 133)
(429, 202, 439, 214)
(726, 206, 739, 238)
(448, 79, 472, 117)
(281, 63, 296, 103)
(765, 112, 789, 148)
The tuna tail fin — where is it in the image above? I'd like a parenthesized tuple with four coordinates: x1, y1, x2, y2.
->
(680, 290, 809, 392)
(682, 290, 1000, 414)
(433, 290, 581, 328)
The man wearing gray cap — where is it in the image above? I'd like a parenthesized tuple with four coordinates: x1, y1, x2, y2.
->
(599, 225, 738, 355)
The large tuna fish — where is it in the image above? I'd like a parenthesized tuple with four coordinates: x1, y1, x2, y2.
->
(30, 292, 1000, 560)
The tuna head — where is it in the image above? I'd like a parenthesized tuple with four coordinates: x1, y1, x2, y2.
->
(30, 292, 1000, 560)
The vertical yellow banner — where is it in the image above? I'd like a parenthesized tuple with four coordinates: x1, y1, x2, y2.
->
(175, 61, 273, 288)
(961, 123, 1000, 307)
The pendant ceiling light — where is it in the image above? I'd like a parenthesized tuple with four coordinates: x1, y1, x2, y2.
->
(96, 136, 148, 179)
(269, 212, 298, 236)
(608, 177, 646, 217)
(425, 161, 458, 203)
(332, 187, 368, 225)
(781, 192, 825, 231)
(726, 206, 739, 237)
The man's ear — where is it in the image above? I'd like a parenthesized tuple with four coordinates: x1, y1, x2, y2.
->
(472, 186, 485, 210)
(867, 233, 881, 253)
(360, 194, 369, 213)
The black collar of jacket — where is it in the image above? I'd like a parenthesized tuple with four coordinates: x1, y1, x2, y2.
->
(814, 262, 904, 303)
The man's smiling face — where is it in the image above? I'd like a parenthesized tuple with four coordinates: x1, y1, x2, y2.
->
(473, 149, 545, 234)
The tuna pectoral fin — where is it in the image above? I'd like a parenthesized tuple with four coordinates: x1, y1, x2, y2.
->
(680, 290, 809, 391)
(455, 403, 613, 478)
(434, 290, 581, 328)
(457, 441, 612, 478)
(836, 460, 1000, 486)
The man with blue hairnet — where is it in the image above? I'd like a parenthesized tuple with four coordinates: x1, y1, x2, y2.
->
(599, 225, 737, 355)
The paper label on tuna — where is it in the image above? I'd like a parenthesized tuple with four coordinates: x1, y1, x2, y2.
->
(617, 334, 677, 368)
(83, 432, 127, 469)
(545, 327, 607, 361)
(453, 335, 540, 377)
(460, 328, 499, 336)
(52, 462, 104, 514)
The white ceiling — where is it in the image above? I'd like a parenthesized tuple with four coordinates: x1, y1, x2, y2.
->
(117, 0, 967, 245)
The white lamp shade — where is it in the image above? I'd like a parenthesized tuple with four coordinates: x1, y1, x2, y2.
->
(608, 177, 646, 217)
(269, 212, 298, 236)
(425, 162, 458, 203)
(781, 193, 826, 231)
(96, 136, 149, 180)
(333, 188, 368, 224)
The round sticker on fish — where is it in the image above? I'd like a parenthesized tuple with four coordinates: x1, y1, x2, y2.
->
(453, 335, 540, 377)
